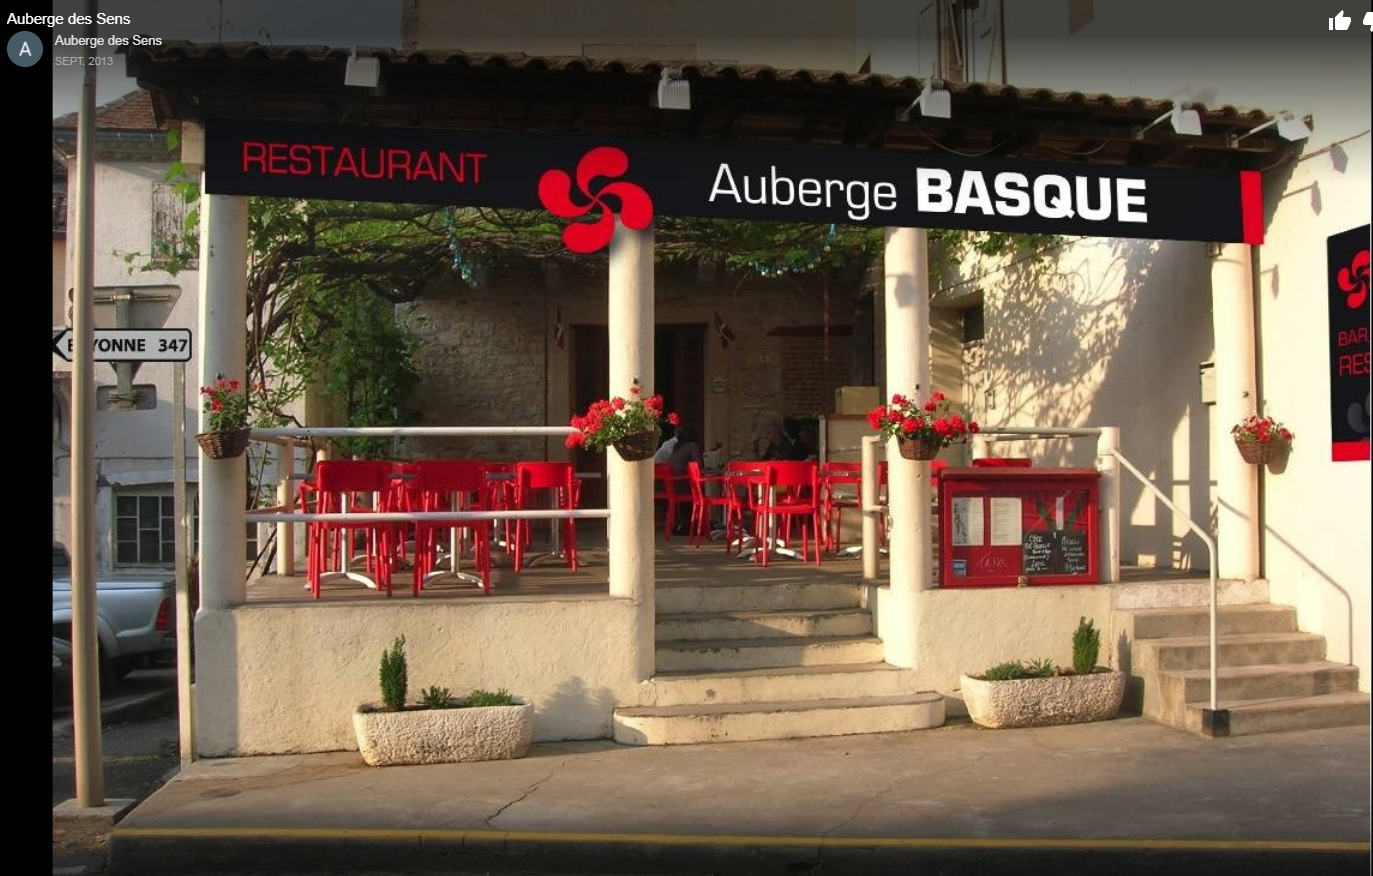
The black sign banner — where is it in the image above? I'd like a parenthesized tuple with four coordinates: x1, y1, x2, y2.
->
(1327, 224, 1371, 462)
(204, 118, 1264, 247)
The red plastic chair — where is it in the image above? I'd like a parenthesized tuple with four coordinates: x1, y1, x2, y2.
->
(686, 461, 741, 551)
(411, 460, 492, 596)
(972, 457, 1032, 468)
(820, 462, 862, 553)
(512, 462, 580, 572)
(752, 461, 823, 566)
(653, 463, 689, 542)
(305, 460, 397, 598)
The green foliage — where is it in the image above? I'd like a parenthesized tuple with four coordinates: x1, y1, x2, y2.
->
(464, 688, 515, 707)
(378, 636, 407, 712)
(418, 685, 454, 709)
(1072, 617, 1101, 674)
(980, 659, 1057, 680)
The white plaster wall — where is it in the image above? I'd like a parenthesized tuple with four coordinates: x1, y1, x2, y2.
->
(407, 0, 857, 72)
(899, 585, 1113, 701)
(194, 598, 641, 755)
(1253, 136, 1371, 690)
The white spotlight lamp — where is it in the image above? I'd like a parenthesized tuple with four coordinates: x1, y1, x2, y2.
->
(899, 79, 952, 121)
(1134, 103, 1202, 139)
(653, 68, 691, 111)
(1229, 111, 1312, 147)
(344, 49, 381, 89)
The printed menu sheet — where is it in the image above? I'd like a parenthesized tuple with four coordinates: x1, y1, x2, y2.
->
(989, 497, 1023, 546)
(951, 496, 984, 546)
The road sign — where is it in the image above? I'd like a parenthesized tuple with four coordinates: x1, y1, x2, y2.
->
(51, 328, 193, 363)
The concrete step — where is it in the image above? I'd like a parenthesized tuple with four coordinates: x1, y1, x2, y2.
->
(613, 692, 946, 745)
(1132, 632, 1327, 674)
(1182, 691, 1371, 737)
(656, 581, 864, 615)
(1144, 661, 1361, 726)
(641, 663, 917, 707)
(1108, 577, 1268, 610)
(656, 608, 872, 642)
(655, 635, 884, 673)
(1120, 603, 1296, 642)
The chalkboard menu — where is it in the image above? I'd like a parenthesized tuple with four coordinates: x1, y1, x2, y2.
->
(1022, 531, 1055, 574)
(1059, 531, 1088, 575)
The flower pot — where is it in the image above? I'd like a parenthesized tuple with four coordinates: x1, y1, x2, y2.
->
(897, 436, 942, 461)
(959, 670, 1125, 729)
(196, 427, 252, 460)
(353, 699, 534, 766)
(613, 430, 660, 461)
(1235, 439, 1280, 465)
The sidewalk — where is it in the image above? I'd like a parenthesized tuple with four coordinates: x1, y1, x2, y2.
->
(106, 717, 1370, 875)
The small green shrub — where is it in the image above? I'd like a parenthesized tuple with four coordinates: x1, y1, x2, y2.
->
(465, 688, 515, 707)
(419, 685, 454, 709)
(980, 660, 1057, 681)
(1023, 657, 1057, 678)
(379, 636, 408, 712)
(1072, 616, 1101, 674)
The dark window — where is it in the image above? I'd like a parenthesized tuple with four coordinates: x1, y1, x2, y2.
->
(962, 304, 985, 344)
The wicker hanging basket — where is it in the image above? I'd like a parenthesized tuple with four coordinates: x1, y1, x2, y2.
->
(897, 436, 943, 461)
(1235, 439, 1280, 465)
(613, 430, 660, 461)
(197, 427, 252, 460)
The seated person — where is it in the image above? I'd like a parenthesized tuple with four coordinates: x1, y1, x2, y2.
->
(652, 427, 678, 464)
(667, 425, 703, 534)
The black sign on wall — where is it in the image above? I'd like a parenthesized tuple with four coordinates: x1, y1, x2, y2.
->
(1327, 224, 1371, 462)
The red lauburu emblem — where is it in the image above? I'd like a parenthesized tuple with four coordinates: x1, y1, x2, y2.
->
(538, 147, 653, 253)
(1337, 248, 1370, 310)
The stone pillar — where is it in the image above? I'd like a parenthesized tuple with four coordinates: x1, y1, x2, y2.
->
(197, 188, 249, 609)
(880, 227, 933, 669)
(607, 223, 655, 682)
(1209, 243, 1260, 580)
(1095, 426, 1122, 583)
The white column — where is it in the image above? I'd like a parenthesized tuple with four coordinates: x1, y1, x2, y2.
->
(1210, 243, 1259, 580)
(197, 188, 249, 609)
(1095, 426, 1122, 583)
(275, 445, 295, 576)
(880, 227, 932, 669)
(607, 223, 655, 682)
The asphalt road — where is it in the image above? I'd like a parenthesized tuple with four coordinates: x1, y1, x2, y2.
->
(53, 666, 181, 874)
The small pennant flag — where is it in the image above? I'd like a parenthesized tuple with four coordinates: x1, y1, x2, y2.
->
(554, 308, 566, 350)
(713, 311, 736, 349)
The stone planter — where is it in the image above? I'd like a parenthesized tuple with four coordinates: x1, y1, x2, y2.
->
(353, 699, 533, 766)
(959, 670, 1125, 729)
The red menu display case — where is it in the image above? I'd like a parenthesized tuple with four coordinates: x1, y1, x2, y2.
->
(937, 467, 1100, 587)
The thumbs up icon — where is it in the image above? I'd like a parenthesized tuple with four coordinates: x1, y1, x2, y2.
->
(1329, 10, 1351, 29)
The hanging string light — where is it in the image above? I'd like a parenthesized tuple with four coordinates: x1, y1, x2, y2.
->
(745, 223, 839, 278)
(444, 207, 478, 286)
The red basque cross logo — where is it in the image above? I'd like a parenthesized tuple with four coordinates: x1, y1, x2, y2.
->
(1337, 248, 1370, 310)
(538, 147, 653, 253)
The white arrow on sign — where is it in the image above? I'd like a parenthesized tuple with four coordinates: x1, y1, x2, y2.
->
(51, 328, 194, 363)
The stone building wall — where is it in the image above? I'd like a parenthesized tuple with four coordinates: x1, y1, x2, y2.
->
(398, 256, 868, 465)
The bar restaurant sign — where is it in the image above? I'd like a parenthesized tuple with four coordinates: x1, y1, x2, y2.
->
(1328, 224, 1371, 462)
(206, 119, 1265, 253)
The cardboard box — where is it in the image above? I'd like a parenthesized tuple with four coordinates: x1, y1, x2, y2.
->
(833, 386, 879, 415)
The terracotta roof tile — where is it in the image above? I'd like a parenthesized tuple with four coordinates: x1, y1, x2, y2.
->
(52, 89, 161, 131)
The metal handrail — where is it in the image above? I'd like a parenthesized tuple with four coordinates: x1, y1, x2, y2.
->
(1110, 448, 1220, 712)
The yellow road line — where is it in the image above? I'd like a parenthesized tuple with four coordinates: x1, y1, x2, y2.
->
(110, 826, 1370, 853)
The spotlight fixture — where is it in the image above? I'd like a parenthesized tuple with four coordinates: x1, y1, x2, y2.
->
(1133, 103, 1202, 139)
(1228, 111, 1312, 147)
(344, 48, 381, 89)
(652, 68, 691, 111)
(898, 78, 952, 121)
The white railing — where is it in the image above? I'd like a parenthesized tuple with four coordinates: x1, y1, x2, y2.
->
(1110, 448, 1220, 712)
